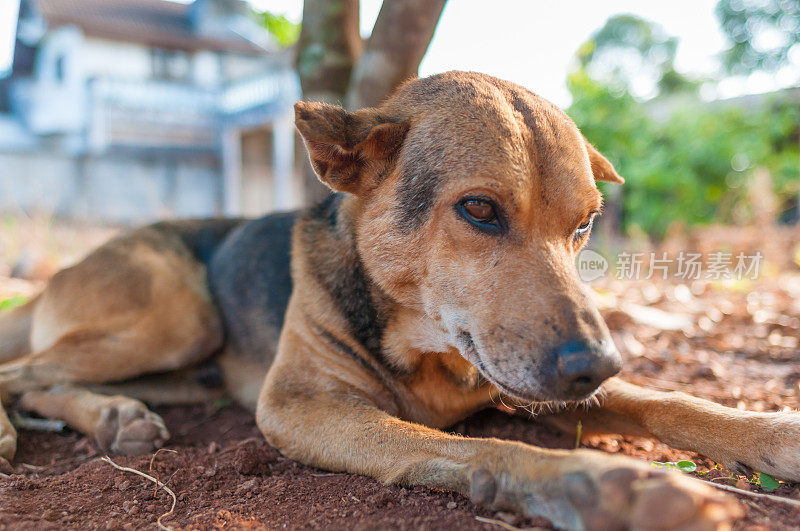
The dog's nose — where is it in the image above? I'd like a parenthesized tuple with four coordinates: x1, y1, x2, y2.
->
(553, 339, 621, 399)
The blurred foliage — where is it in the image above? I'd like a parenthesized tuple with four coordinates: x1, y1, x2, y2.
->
(256, 12, 301, 48)
(577, 14, 698, 98)
(716, 0, 800, 75)
(569, 14, 800, 237)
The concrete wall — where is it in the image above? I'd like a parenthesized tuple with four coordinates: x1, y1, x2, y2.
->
(81, 38, 154, 81)
(0, 150, 221, 222)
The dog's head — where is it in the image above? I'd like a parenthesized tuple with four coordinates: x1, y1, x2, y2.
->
(295, 71, 623, 403)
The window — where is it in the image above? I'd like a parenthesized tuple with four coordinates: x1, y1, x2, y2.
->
(54, 54, 65, 82)
(151, 49, 189, 81)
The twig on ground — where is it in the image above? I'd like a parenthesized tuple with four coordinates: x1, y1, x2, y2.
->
(696, 477, 800, 509)
(148, 449, 178, 498)
(475, 515, 547, 531)
(101, 455, 177, 531)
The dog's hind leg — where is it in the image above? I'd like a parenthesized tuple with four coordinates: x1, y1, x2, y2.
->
(0, 229, 225, 459)
(0, 296, 34, 460)
(0, 295, 38, 363)
(0, 402, 16, 461)
(0, 228, 224, 396)
(19, 385, 169, 455)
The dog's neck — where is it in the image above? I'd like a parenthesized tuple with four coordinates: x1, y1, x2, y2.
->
(299, 193, 395, 365)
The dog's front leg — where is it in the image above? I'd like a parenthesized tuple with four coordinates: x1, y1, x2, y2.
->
(256, 362, 739, 530)
(598, 378, 800, 481)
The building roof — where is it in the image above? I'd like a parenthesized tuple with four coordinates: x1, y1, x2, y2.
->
(35, 0, 266, 54)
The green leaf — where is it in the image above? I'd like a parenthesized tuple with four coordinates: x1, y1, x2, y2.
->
(759, 472, 780, 492)
(257, 12, 300, 47)
(0, 295, 28, 312)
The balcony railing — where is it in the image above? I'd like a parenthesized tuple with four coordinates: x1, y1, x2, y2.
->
(12, 69, 299, 152)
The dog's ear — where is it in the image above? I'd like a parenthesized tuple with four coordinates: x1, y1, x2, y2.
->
(585, 140, 624, 184)
(294, 101, 409, 194)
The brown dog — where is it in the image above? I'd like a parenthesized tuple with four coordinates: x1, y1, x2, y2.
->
(1, 72, 798, 529)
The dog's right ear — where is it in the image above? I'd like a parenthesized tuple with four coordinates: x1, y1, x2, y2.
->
(294, 101, 409, 195)
(584, 140, 624, 184)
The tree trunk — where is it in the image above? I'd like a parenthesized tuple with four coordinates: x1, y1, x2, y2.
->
(295, 0, 362, 204)
(345, 0, 447, 110)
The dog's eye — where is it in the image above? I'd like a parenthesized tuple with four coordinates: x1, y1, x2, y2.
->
(573, 216, 595, 239)
(463, 199, 494, 222)
(457, 197, 502, 233)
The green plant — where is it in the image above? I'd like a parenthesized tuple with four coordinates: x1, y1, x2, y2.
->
(0, 294, 27, 312)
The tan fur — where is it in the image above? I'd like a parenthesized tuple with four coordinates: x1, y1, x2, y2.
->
(2, 71, 796, 529)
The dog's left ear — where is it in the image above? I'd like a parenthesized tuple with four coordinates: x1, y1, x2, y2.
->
(294, 101, 409, 195)
(585, 140, 624, 184)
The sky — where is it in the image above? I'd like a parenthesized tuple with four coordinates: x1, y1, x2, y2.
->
(1, 0, 795, 106)
(0, 0, 19, 76)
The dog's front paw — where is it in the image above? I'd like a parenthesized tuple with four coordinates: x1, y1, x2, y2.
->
(469, 452, 741, 530)
(571, 466, 740, 531)
(95, 400, 169, 455)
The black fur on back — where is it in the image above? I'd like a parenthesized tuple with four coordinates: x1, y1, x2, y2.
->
(208, 210, 298, 362)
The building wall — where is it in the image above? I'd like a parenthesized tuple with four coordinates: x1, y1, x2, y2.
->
(0, 149, 221, 222)
(80, 38, 153, 81)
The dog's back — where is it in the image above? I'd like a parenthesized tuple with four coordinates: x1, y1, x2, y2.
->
(208, 210, 299, 365)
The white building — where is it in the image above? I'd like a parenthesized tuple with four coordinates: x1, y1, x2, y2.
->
(0, 0, 302, 222)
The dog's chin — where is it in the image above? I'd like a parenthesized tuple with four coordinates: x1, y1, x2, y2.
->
(455, 330, 602, 407)
(488, 374, 601, 407)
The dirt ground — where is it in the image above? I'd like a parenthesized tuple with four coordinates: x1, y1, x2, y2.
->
(1, 221, 800, 529)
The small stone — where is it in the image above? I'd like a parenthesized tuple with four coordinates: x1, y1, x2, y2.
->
(446, 501, 457, 509)
(204, 466, 217, 477)
(365, 491, 393, 507)
(236, 478, 258, 494)
(122, 501, 140, 515)
(116, 479, 130, 491)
